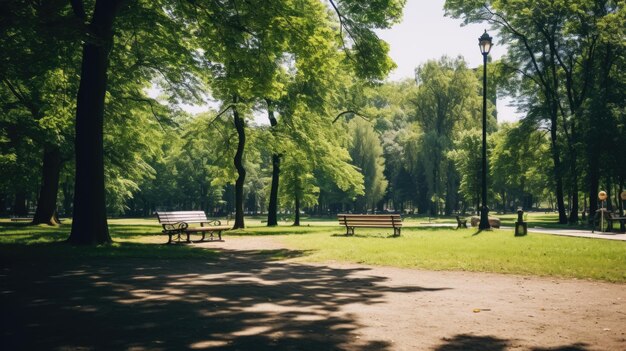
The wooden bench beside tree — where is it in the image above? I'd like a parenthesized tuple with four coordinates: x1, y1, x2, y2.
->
(156, 211, 231, 244)
(337, 214, 402, 236)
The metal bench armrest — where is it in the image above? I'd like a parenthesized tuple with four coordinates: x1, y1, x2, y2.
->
(162, 222, 188, 232)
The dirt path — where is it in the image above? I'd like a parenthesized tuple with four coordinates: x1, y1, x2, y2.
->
(1, 236, 624, 350)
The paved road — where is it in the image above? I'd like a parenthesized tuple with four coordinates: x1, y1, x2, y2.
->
(513, 226, 626, 241)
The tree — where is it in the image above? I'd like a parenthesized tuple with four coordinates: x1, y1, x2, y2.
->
(0, 1, 81, 224)
(410, 56, 485, 215)
(348, 118, 388, 212)
(444, 0, 624, 224)
(280, 147, 319, 226)
(489, 122, 553, 212)
(449, 129, 482, 214)
(66, 0, 126, 244)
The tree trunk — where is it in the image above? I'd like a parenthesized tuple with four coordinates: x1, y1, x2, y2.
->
(618, 178, 624, 217)
(293, 193, 300, 226)
(232, 97, 246, 229)
(267, 154, 280, 226)
(62, 180, 73, 217)
(606, 178, 613, 211)
(567, 129, 579, 224)
(0, 193, 6, 215)
(266, 101, 280, 226)
(13, 191, 28, 216)
(549, 112, 567, 224)
(67, 0, 122, 245)
(32, 146, 62, 225)
(568, 182, 579, 224)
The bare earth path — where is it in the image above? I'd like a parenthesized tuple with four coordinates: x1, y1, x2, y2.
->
(1, 236, 624, 350)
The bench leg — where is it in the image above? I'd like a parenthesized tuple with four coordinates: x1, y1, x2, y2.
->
(394, 227, 401, 236)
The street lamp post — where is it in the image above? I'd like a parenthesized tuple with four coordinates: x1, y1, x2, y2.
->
(479, 30, 493, 230)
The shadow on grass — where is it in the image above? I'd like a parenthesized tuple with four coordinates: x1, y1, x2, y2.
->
(330, 233, 401, 239)
(0, 222, 166, 243)
(1, 245, 445, 350)
(433, 334, 591, 351)
(0, 241, 222, 261)
(227, 227, 334, 236)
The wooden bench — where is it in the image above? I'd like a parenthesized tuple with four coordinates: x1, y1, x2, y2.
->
(606, 213, 626, 233)
(337, 214, 402, 236)
(156, 211, 231, 244)
(456, 215, 467, 229)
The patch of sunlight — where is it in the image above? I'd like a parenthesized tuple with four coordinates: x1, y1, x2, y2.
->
(189, 340, 229, 349)
(231, 325, 273, 336)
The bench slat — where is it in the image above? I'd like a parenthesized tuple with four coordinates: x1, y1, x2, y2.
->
(338, 219, 401, 223)
(338, 219, 402, 224)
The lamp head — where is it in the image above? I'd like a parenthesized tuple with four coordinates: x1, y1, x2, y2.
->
(479, 30, 493, 55)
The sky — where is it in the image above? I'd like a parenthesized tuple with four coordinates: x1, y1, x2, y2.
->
(178, 0, 522, 123)
(375, 0, 521, 122)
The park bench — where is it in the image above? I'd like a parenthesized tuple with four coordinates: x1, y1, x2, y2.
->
(456, 215, 468, 229)
(606, 212, 626, 233)
(337, 214, 402, 236)
(156, 211, 230, 244)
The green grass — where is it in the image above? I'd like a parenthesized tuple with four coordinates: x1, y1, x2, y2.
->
(234, 224, 626, 283)
(0, 219, 219, 261)
(1, 217, 624, 282)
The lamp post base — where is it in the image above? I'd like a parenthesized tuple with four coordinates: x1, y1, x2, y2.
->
(479, 205, 491, 230)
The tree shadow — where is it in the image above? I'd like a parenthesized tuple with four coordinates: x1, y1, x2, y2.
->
(472, 228, 487, 236)
(330, 233, 399, 238)
(433, 334, 592, 351)
(434, 334, 510, 351)
(407, 226, 457, 232)
(0, 247, 448, 350)
(531, 344, 591, 351)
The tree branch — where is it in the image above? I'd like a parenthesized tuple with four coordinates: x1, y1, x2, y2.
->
(332, 110, 372, 124)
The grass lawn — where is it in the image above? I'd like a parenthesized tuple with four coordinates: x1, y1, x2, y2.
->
(1, 217, 624, 282)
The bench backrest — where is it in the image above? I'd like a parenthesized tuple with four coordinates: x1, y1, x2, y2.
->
(337, 214, 402, 227)
(156, 211, 208, 224)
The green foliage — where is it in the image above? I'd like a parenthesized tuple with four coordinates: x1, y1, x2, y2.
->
(489, 122, 553, 210)
(445, 0, 626, 218)
(280, 147, 320, 210)
(409, 56, 486, 214)
(348, 118, 388, 211)
(448, 128, 482, 208)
